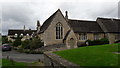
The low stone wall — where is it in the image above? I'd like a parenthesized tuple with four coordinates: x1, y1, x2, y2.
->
(36, 44, 67, 52)
(44, 52, 81, 68)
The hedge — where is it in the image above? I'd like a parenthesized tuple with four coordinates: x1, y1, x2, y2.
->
(86, 38, 109, 46)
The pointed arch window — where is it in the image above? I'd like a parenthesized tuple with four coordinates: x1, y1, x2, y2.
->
(56, 23, 63, 39)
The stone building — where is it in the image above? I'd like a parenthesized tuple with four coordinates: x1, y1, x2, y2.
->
(8, 25, 37, 42)
(36, 9, 120, 49)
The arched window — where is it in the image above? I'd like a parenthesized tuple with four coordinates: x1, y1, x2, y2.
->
(14, 33, 18, 37)
(56, 23, 63, 39)
(15, 33, 18, 36)
(26, 33, 29, 36)
(20, 33, 23, 36)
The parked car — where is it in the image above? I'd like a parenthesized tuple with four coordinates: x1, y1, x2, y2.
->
(2, 44, 12, 51)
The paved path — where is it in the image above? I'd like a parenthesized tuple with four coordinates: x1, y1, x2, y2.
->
(2, 50, 44, 63)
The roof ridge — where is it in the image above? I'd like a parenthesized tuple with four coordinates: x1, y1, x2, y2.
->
(40, 9, 61, 33)
(8, 29, 36, 30)
(97, 17, 119, 20)
(69, 19, 96, 22)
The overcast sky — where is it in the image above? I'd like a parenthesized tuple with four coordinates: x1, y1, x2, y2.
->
(0, 0, 120, 35)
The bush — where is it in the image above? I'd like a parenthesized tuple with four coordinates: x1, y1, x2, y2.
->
(21, 40, 30, 49)
(86, 38, 109, 46)
(100, 38, 109, 44)
(17, 49, 43, 54)
(2, 36, 9, 44)
(30, 37, 44, 50)
(13, 39, 21, 47)
(77, 42, 87, 47)
(19, 37, 44, 50)
(29, 50, 43, 54)
(12, 35, 22, 47)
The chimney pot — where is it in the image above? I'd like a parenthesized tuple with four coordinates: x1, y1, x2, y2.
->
(65, 11, 68, 20)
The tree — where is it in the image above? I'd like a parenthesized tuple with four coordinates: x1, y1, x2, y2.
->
(13, 35, 22, 47)
(21, 39, 30, 49)
(30, 37, 44, 50)
(2, 36, 9, 44)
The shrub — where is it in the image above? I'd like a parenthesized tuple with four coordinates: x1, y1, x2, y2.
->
(30, 37, 44, 50)
(100, 38, 109, 44)
(20, 37, 44, 50)
(21, 40, 30, 49)
(29, 50, 43, 54)
(8, 40, 12, 43)
(12, 35, 22, 47)
(86, 38, 109, 46)
(18, 49, 43, 54)
(2, 36, 9, 44)
(13, 39, 21, 47)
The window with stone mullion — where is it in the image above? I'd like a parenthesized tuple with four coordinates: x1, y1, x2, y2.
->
(56, 27, 59, 39)
(58, 26, 61, 39)
(60, 27, 63, 39)
(79, 33, 87, 40)
(56, 23, 63, 39)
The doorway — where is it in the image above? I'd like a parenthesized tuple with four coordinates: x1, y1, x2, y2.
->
(69, 38, 75, 48)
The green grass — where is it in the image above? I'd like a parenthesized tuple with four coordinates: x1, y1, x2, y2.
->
(54, 43, 120, 66)
(2, 59, 44, 67)
(2, 59, 27, 66)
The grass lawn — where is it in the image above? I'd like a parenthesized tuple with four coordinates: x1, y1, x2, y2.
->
(54, 43, 120, 67)
(2, 59, 44, 67)
(2, 59, 27, 66)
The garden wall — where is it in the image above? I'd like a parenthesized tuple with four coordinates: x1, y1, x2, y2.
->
(44, 52, 81, 68)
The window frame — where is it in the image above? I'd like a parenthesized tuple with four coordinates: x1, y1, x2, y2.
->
(94, 33, 99, 40)
(56, 23, 63, 39)
(79, 33, 87, 40)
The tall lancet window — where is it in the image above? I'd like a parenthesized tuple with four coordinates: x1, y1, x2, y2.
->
(56, 23, 63, 39)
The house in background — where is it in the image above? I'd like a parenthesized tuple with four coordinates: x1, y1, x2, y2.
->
(36, 9, 120, 49)
(96, 18, 120, 43)
(8, 25, 37, 42)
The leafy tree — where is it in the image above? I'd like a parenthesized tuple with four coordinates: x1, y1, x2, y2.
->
(30, 37, 44, 50)
(20, 37, 43, 50)
(13, 39, 21, 47)
(2, 36, 9, 44)
(13, 35, 22, 47)
(21, 40, 30, 49)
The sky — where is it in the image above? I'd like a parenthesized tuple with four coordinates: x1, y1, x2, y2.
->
(0, 0, 120, 35)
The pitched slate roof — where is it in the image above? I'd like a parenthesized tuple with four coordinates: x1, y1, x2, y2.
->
(8, 29, 37, 35)
(113, 19, 120, 33)
(38, 9, 120, 34)
(97, 18, 120, 33)
(68, 19, 104, 33)
(40, 9, 61, 33)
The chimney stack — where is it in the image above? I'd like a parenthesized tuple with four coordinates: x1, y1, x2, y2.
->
(37, 20, 40, 26)
(24, 25, 25, 31)
(65, 11, 68, 21)
(37, 20, 40, 30)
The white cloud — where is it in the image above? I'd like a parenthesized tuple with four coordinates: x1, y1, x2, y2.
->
(1, 0, 119, 35)
(0, 4, 2, 33)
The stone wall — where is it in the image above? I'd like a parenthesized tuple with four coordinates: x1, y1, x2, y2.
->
(65, 30, 78, 49)
(43, 10, 71, 46)
(107, 33, 115, 44)
(76, 33, 105, 46)
(44, 52, 81, 68)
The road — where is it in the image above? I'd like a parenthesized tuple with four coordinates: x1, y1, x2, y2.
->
(2, 50, 44, 63)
